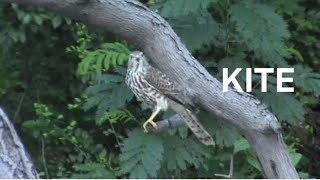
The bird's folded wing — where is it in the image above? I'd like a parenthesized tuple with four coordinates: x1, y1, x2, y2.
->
(144, 65, 190, 106)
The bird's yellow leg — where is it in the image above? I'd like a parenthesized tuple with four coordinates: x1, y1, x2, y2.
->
(143, 108, 161, 132)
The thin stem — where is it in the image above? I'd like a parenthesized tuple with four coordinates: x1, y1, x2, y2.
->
(13, 92, 26, 121)
(215, 154, 234, 178)
(109, 121, 121, 150)
(224, 0, 231, 57)
(41, 138, 49, 179)
(253, 81, 261, 90)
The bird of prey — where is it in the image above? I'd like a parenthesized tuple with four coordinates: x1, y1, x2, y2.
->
(125, 51, 214, 146)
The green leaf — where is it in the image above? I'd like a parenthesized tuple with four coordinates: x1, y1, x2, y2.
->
(217, 54, 250, 88)
(83, 74, 134, 121)
(293, 65, 320, 94)
(230, 1, 290, 66)
(154, 0, 217, 18)
(78, 52, 94, 75)
(163, 135, 210, 172)
(267, 0, 302, 16)
(290, 152, 302, 166)
(178, 127, 189, 139)
(287, 48, 304, 62)
(22, 14, 31, 24)
(111, 51, 119, 67)
(104, 53, 112, 70)
(100, 109, 135, 125)
(77, 42, 130, 75)
(200, 112, 241, 147)
(119, 129, 164, 178)
(233, 138, 250, 154)
(255, 86, 305, 124)
(71, 163, 115, 178)
(95, 54, 104, 75)
(52, 15, 62, 28)
(33, 14, 43, 25)
(7, 28, 19, 42)
(246, 154, 261, 171)
(169, 11, 220, 51)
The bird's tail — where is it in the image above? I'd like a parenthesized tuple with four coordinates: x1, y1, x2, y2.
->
(168, 100, 215, 146)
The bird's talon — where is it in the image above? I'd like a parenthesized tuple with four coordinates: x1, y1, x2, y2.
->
(143, 120, 157, 133)
(150, 121, 157, 128)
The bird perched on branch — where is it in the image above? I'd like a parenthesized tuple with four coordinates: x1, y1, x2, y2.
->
(125, 51, 214, 146)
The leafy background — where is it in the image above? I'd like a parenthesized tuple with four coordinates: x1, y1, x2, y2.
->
(0, 0, 319, 178)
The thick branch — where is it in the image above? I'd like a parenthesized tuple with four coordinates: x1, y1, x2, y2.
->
(0, 107, 39, 178)
(0, 0, 299, 178)
(146, 114, 185, 133)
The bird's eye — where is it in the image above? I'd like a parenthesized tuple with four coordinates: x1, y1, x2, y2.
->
(136, 57, 140, 61)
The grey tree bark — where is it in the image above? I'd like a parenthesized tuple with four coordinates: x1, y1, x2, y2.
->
(0, 107, 39, 178)
(0, 0, 299, 178)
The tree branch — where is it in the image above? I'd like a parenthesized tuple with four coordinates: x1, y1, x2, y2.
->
(145, 114, 185, 133)
(0, 0, 299, 178)
(0, 107, 39, 178)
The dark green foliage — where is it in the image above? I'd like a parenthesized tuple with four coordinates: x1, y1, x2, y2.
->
(199, 112, 241, 147)
(256, 89, 305, 124)
(75, 42, 130, 75)
(83, 73, 134, 121)
(155, 0, 217, 17)
(162, 135, 211, 172)
(169, 11, 221, 51)
(119, 129, 164, 178)
(71, 163, 115, 178)
(152, 0, 221, 51)
(230, 0, 290, 66)
(118, 128, 211, 178)
(293, 65, 320, 94)
(1, 0, 319, 178)
(21, 103, 114, 178)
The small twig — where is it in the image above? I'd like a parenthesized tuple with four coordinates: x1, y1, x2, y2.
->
(13, 92, 26, 122)
(41, 138, 49, 179)
(252, 81, 261, 90)
(224, 0, 230, 57)
(109, 121, 122, 150)
(215, 154, 234, 178)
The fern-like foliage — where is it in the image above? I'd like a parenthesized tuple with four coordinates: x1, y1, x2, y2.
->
(70, 163, 115, 178)
(118, 127, 212, 178)
(293, 65, 320, 94)
(77, 42, 130, 75)
(163, 135, 211, 172)
(230, 1, 290, 66)
(83, 68, 134, 121)
(151, 0, 220, 52)
(255, 86, 305, 124)
(153, 0, 217, 18)
(199, 112, 241, 147)
(168, 11, 220, 51)
(216, 54, 250, 89)
(119, 129, 164, 178)
(99, 109, 136, 125)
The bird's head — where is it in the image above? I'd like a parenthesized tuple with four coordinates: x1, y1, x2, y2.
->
(127, 51, 148, 71)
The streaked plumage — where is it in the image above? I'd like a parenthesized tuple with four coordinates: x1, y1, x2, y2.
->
(125, 51, 214, 146)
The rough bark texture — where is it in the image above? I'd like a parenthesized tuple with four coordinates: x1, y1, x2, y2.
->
(0, 0, 299, 178)
(0, 107, 39, 178)
(146, 114, 186, 133)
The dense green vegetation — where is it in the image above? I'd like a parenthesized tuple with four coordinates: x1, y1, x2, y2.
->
(0, 0, 319, 178)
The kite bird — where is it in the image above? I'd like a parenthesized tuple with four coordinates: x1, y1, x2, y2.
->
(125, 51, 214, 146)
